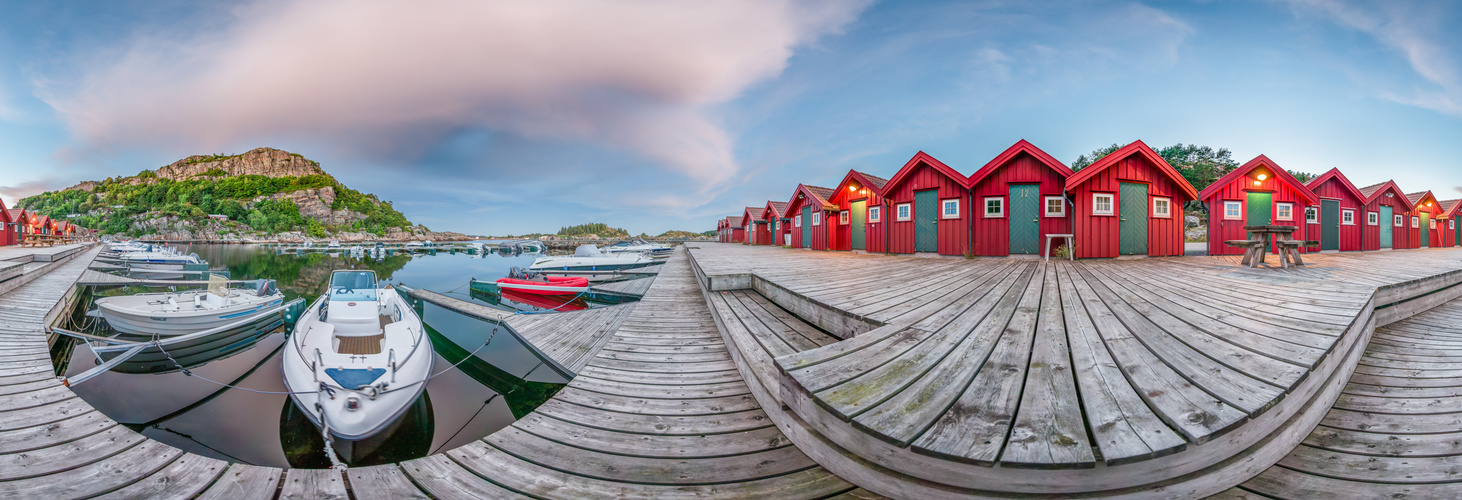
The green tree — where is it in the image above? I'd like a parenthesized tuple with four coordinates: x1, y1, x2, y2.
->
(1288, 170, 1317, 183)
(247, 210, 269, 229)
(1070, 144, 1123, 171)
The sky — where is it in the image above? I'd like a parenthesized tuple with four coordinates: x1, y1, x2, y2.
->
(0, 0, 1459, 236)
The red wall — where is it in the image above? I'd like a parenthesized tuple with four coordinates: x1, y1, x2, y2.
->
(751, 221, 771, 245)
(786, 197, 831, 251)
(1203, 171, 1312, 256)
(1363, 193, 1412, 250)
(1303, 177, 1364, 252)
(969, 152, 1070, 256)
(1414, 201, 1444, 248)
(731, 227, 745, 244)
(1070, 155, 1190, 259)
(886, 165, 969, 255)
(829, 189, 887, 253)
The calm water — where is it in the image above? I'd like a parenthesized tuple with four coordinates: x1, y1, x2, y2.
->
(51, 243, 622, 468)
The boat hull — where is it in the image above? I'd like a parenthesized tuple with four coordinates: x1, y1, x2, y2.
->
(97, 294, 284, 336)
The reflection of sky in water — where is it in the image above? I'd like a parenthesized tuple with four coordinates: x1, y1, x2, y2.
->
(60, 246, 573, 468)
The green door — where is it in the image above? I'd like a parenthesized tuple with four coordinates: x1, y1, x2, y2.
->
(1422, 213, 1431, 248)
(1320, 200, 1340, 251)
(801, 206, 812, 248)
(1456, 219, 1460, 247)
(1380, 206, 1393, 248)
(1246, 192, 1272, 243)
(1119, 183, 1148, 255)
(1009, 185, 1040, 254)
(851, 200, 867, 250)
(915, 190, 938, 252)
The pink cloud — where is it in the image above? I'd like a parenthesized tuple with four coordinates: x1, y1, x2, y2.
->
(42, 0, 866, 186)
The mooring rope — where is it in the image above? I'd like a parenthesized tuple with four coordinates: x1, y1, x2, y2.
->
(315, 402, 349, 470)
(513, 290, 589, 315)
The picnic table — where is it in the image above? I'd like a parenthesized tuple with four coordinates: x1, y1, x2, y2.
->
(1224, 225, 1314, 269)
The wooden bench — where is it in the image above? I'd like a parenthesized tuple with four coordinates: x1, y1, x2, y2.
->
(1225, 239, 1267, 267)
(1276, 240, 1319, 268)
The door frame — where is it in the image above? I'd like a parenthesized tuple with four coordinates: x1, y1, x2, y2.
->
(1118, 182, 1150, 255)
(1008, 184, 1041, 254)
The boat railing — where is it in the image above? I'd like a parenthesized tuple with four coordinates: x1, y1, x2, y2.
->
(387, 348, 397, 383)
(312, 348, 323, 383)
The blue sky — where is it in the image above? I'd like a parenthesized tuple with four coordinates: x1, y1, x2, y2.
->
(0, 0, 1458, 235)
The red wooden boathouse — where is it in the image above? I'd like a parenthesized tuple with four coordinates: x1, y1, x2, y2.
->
(37, 215, 53, 236)
(1302, 168, 1366, 252)
(829, 170, 889, 253)
(1358, 181, 1414, 250)
(786, 184, 836, 250)
(763, 201, 790, 246)
(0, 200, 13, 246)
(966, 140, 1075, 257)
(1407, 191, 1445, 248)
(1441, 199, 1462, 248)
(726, 216, 744, 244)
(1199, 155, 1318, 256)
(741, 207, 768, 245)
(716, 218, 725, 242)
(10, 208, 28, 244)
(883, 152, 970, 256)
(1064, 140, 1197, 259)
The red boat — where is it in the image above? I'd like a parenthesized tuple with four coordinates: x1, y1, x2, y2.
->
(500, 289, 589, 312)
(494, 276, 589, 295)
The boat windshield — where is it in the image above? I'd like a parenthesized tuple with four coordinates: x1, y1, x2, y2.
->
(329, 271, 379, 301)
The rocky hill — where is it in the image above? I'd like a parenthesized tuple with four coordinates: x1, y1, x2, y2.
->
(22, 147, 468, 243)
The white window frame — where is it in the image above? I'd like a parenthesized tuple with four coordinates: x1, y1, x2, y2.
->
(896, 203, 911, 222)
(1093, 193, 1115, 216)
(1342, 210, 1355, 225)
(1276, 203, 1293, 221)
(794, 215, 801, 228)
(1223, 201, 1242, 220)
(839, 210, 849, 225)
(1412, 216, 1420, 229)
(1305, 206, 1318, 224)
(984, 197, 1004, 218)
(1395, 215, 1404, 227)
(1367, 212, 1378, 226)
(1044, 196, 1065, 217)
(1153, 197, 1172, 219)
(1430, 219, 1437, 230)
(942, 199, 960, 219)
(869, 206, 882, 223)
(813, 212, 821, 226)
(1452, 220, 1457, 230)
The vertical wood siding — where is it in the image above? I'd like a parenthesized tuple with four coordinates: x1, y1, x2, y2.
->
(970, 152, 1071, 256)
(1414, 198, 1444, 248)
(886, 164, 969, 255)
(1363, 191, 1411, 250)
(830, 185, 886, 253)
(1202, 170, 1313, 256)
(1070, 155, 1191, 259)
(1304, 177, 1364, 252)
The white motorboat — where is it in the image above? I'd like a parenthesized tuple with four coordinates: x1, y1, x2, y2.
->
(328, 240, 342, 248)
(601, 238, 672, 258)
(96, 277, 284, 336)
(405, 241, 423, 248)
(111, 250, 205, 271)
(282, 270, 432, 441)
(528, 244, 660, 281)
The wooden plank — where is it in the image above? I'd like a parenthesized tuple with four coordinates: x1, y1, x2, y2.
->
(91, 453, 227, 500)
(195, 463, 282, 500)
(280, 468, 348, 500)
(1000, 264, 1096, 468)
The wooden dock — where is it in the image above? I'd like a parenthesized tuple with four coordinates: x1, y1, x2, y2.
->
(407, 288, 636, 374)
(590, 275, 657, 296)
(8, 239, 1462, 498)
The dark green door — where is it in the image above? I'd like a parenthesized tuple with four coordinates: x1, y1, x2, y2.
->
(1009, 185, 1040, 254)
(801, 206, 812, 248)
(915, 190, 938, 252)
(851, 200, 866, 250)
(1119, 183, 1148, 255)
(1456, 219, 1460, 247)
(1320, 200, 1340, 251)
(1380, 206, 1393, 248)
(1422, 213, 1431, 248)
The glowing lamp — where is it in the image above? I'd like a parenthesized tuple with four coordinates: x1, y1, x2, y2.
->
(1257, 173, 1268, 181)
(850, 186, 857, 192)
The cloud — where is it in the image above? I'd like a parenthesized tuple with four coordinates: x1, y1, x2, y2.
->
(39, 0, 867, 188)
(0, 178, 73, 204)
(1284, 0, 1462, 115)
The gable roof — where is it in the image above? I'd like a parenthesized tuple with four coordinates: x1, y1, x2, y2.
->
(741, 206, 764, 223)
(883, 151, 967, 193)
(764, 200, 789, 219)
(1441, 199, 1461, 218)
(727, 216, 743, 227)
(1407, 191, 1442, 213)
(832, 169, 891, 203)
(1199, 154, 1319, 204)
(1305, 168, 1365, 202)
(1065, 140, 1200, 200)
(788, 184, 837, 212)
(1357, 181, 1416, 211)
(967, 139, 1075, 187)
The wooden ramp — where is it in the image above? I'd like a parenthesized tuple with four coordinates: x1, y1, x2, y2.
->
(394, 247, 873, 498)
(406, 289, 635, 374)
(686, 242, 1462, 499)
(1226, 297, 1462, 498)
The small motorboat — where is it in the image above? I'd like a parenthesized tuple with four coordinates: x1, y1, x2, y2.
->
(405, 241, 423, 248)
(328, 240, 342, 248)
(96, 277, 284, 336)
(111, 250, 205, 271)
(494, 268, 589, 295)
(282, 270, 432, 442)
(602, 238, 673, 258)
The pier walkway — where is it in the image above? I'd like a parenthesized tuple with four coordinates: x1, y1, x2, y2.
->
(686, 243, 1462, 499)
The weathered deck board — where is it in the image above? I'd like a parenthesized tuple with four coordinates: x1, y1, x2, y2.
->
(591, 275, 657, 296)
(1233, 298, 1462, 499)
(408, 288, 635, 373)
(686, 242, 1462, 498)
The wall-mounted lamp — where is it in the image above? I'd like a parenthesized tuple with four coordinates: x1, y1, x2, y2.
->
(1256, 173, 1268, 181)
